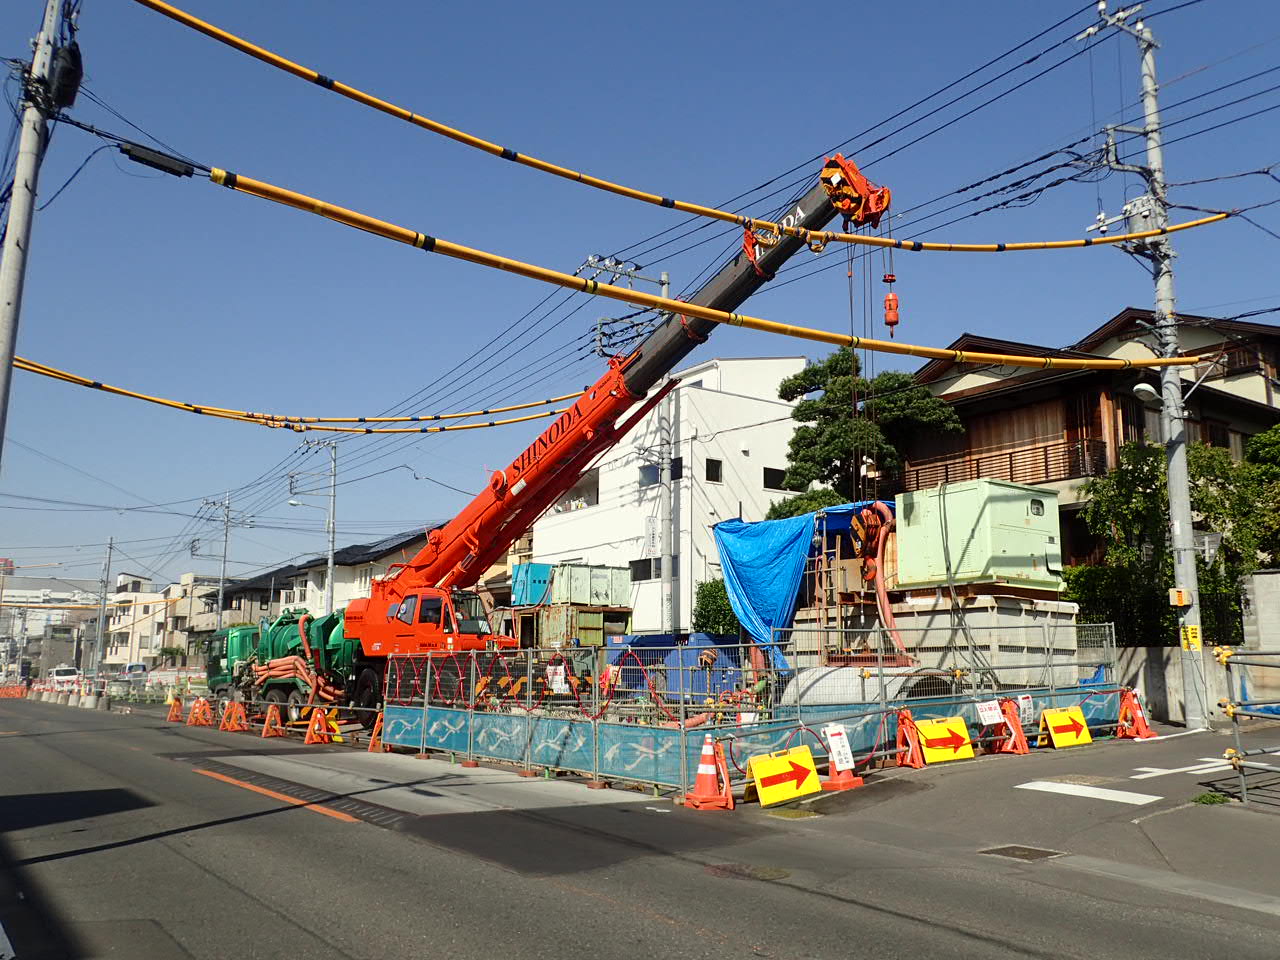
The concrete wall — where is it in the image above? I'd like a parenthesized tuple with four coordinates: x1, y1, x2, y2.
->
(1114, 646, 1233, 725)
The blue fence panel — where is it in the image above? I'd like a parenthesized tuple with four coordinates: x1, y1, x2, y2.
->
(598, 722, 685, 786)
(528, 716, 595, 774)
(420, 706, 470, 753)
(471, 712, 531, 764)
(382, 705, 425, 750)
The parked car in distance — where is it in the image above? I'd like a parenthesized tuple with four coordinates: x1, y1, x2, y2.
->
(116, 663, 148, 685)
(49, 665, 81, 691)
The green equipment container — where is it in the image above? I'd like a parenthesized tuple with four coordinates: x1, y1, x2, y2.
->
(894, 479, 1063, 591)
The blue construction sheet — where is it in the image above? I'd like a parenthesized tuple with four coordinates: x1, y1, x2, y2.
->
(713, 500, 890, 661)
(607, 634, 748, 702)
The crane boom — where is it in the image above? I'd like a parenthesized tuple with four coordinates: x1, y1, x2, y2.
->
(406, 178, 844, 593)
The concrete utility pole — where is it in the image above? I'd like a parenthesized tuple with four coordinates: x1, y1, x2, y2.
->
(0, 0, 61, 476)
(658, 272, 675, 636)
(324, 441, 337, 617)
(289, 439, 338, 615)
(215, 493, 230, 631)
(1083, 2, 1209, 728)
(91, 536, 113, 674)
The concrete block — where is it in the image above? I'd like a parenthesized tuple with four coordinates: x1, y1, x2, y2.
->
(80, 695, 98, 709)
(95, 695, 111, 711)
(67, 693, 80, 707)
(56, 692, 70, 705)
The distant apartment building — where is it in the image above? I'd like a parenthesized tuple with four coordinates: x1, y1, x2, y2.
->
(101, 572, 166, 669)
(1, 574, 98, 674)
(531, 356, 803, 633)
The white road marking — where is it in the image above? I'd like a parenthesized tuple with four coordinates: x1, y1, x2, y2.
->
(1124, 728, 1209, 742)
(1130, 758, 1234, 779)
(1015, 780, 1162, 805)
(0, 916, 14, 960)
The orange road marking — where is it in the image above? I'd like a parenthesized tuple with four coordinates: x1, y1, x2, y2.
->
(193, 768, 358, 822)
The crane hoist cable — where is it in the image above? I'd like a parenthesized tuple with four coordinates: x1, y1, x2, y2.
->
(11, 355, 578, 433)
(185, 163, 1211, 371)
(127, 0, 1230, 254)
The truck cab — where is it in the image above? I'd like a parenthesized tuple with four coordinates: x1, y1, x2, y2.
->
(205, 624, 259, 698)
(348, 588, 516, 657)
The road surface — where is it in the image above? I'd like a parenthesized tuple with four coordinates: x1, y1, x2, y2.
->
(3, 698, 1280, 959)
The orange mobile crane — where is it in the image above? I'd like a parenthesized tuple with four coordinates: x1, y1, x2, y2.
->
(302, 159, 889, 713)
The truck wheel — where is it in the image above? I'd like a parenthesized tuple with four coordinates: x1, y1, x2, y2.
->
(286, 689, 311, 724)
(264, 688, 287, 716)
(354, 668, 381, 729)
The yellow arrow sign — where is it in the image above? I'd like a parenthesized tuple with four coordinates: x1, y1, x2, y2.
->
(1038, 706, 1093, 748)
(915, 716, 975, 764)
(748, 746, 821, 807)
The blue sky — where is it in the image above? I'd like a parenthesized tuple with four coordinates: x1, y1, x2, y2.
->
(1, 0, 1278, 584)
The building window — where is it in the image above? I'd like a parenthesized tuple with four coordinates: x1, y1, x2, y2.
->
(553, 467, 599, 513)
(763, 467, 787, 491)
(141, 605, 150, 615)
(638, 464, 659, 488)
(705, 459, 723, 483)
(671, 457, 683, 481)
(629, 558, 661, 582)
(259, 594, 269, 610)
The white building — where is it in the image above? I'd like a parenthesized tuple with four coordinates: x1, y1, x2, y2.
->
(1, 574, 98, 673)
(531, 356, 804, 633)
(102, 573, 167, 669)
(282, 530, 429, 614)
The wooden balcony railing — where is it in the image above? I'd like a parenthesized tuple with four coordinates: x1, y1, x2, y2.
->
(901, 437, 1108, 492)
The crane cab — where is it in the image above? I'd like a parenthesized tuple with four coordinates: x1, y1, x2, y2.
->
(347, 587, 517, 657)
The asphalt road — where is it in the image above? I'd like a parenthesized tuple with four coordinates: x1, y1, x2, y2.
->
(3, 699, 1280, 959)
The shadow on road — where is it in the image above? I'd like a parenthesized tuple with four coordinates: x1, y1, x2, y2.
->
(0, 788, 155, 832)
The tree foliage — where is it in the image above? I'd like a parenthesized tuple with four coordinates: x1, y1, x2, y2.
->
(764, 488, 848, 520)
(777, 348, 962, 499)
(1065, 440, 1280, 646)
(692, 579, 741, 636)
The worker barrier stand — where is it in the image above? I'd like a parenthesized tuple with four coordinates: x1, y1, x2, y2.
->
(219, 701, 249, 732)
(1115, 688, 1156, 740)
(1216, 647, 1280, 807)
(261, 703, 287, 738)
(185, 697, 213, 727)
(166, 697, 185, 722)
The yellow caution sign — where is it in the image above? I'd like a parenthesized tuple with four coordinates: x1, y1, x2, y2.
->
(1038, 706, 1093, 748)
(748, 745, 821, 807)
(914, 716, 975, 763)
(1180, 624, 1202, 651)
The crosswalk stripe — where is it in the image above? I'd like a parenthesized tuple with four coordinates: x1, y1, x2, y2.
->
(1014, 780, 1162, 805)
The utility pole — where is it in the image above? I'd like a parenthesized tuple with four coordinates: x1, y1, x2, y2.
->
(1083, 2, 1209, 728)
(0, 0, 64, 474)
(658, 272, 676, 637)
(324, 441, 337, 616)
(289, 440, 338, 615)
(92, 536, 113, 675)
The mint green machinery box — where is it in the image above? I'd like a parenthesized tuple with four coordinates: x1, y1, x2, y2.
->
(894, 479, 1063, 591)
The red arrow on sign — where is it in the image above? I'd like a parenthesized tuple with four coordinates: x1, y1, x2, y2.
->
(922, 727, 968, 753)
(759, 760, 812, 790)
(1051, 715, 1085, 738)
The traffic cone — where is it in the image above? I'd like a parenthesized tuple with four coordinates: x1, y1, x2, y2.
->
(821, 764, 864, 791)
(682, 734, 734, 810)
(304, 707, 333, 745)
(185, 697, 213, 727)
(219, 701, 249, 733)
(1116, 688, 1157, 740)
(987, 699, 1029, 755)
(368, 711, 388, 753)
(261, 704, 287, 738)
(166, 698, 184, 723)
(896, 709, 925, 769)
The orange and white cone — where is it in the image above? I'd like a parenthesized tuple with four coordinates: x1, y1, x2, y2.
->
(682, 733, 734, 810)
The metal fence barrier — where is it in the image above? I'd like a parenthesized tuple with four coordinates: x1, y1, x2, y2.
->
(1217, 647, 1280, 808)
(380, 625, 1121, 795)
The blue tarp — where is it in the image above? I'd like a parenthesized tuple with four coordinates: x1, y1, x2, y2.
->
(713, 501, 892, 661)
(714, 513, 813, 654)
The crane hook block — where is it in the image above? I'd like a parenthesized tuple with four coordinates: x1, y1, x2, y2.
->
(883, 292, 900, 338)
(819, 154, 891, 228)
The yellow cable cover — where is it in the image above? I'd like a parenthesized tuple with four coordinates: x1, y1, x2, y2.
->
(131, 0, 1231, 253)
(12, 356, 574, 434)
(206, 167, 1205, 372)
